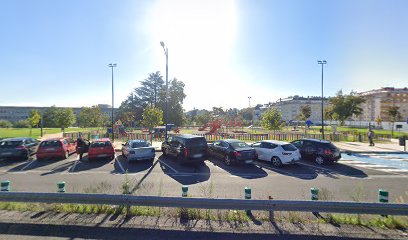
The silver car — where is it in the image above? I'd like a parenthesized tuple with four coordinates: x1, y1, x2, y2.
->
(121, 140, 155, 162)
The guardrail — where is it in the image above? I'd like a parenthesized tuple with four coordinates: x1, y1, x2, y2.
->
(0, 192, 407, 216)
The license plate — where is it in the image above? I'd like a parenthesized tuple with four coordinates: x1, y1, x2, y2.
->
(245, 160, 253, 164)
(1, 152, 12, 156)
(192, 154, 203, 158)
(98, 154, 107, 157)
(47, 148, 55, 151)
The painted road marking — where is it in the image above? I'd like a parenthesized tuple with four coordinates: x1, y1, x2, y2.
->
(20, 160, 37, 171)
(115, 154, 126, 173)
(254, 161, 296, 176)
(68, 160, 80, 173)
(158, 159, 179, 173)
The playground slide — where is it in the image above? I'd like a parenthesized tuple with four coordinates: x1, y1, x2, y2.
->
(207, 125, 220, 134)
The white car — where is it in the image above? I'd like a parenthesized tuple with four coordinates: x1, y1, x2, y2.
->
(252, 140, 301, 167)
(121, 140, 155, 162)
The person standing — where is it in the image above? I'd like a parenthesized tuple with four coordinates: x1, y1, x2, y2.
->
(77, 133, 86, 159)
(368, 130, 375, 146)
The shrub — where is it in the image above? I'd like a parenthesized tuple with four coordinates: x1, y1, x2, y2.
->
(13, 120, 30, 128)
(0, 119, 13, 128)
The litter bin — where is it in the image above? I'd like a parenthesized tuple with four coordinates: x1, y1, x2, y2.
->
(358, 133, 362, 142)
(400, 136, 406, 151)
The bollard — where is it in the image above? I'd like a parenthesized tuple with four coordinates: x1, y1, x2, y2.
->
(1, 180, 10, 192)
(311, 188, 319, 200)
(244, 187, 251, 215)
(182, 185, 188, 197)
(268, 196, 274, 221)
(57, 181, 66, 193)
(378, 189, 388, 203)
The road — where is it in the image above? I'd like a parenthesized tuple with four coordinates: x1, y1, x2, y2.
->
(0, 152, 407, 202)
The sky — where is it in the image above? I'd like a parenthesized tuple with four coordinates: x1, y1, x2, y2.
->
(1, 0, 407, 111)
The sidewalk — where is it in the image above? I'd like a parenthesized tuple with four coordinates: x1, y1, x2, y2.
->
(334, 141, 406, 154)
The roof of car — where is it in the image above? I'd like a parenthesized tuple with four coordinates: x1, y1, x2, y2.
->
(1, 137, 33, 141)
(129, 139, 148, 142)
(93, 138, 111, 142)
(222, 139, 243, 143)
(301, 138, 331, 143)
(43, 138, 63, 141)
(174, 134, 205, 139)
(260, 140, 290, 145)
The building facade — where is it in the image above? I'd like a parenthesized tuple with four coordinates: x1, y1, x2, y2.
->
(357, 87, 408, 122)
(271, 96, 329, 123)
(0, 104, 116, 124)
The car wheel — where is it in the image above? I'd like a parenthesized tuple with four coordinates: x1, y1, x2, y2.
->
(162, 148, 167, 156)
(121, 150, 125, 157)
(64, 151, 69, 159)
(271, 156, 282, 167)
(224, 154, 232, 166)
(315, 155, 325, 165)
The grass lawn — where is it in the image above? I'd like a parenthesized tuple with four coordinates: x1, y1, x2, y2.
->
(0, 127, 105, 140)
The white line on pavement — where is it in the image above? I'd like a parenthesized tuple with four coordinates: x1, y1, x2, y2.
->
(20, 160, 37, 171)
(158, 159, 179, 173)
(254, 162, 294, 176)
(69, 160, 80, 173)
(296, 162, 340, 173)
(115, 155, 126, 173)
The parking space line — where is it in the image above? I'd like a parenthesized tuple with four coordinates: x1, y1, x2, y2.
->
(20, 160, 37, 171)
(254, 161, 295, 176)
(296, 162, 338, 173)
(68, 160, 80, 173)
(158, 159, 179, 173)
(115, 155, 126, 173)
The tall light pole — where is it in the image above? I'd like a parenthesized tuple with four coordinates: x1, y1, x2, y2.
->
(108, 63, 117, 142)
(160, 41, 169, 141)
(317, 60, 327, 140)
(248, 96, 252, 108)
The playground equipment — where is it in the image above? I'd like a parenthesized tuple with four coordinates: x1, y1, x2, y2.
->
(199, 119, 243, 135)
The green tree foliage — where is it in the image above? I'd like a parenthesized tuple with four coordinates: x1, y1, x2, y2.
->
(0, 119, 13, 128)
(118, 73, 186, 127)
(77, 106, 104, 128)
(196, 111, 211, 126)
(326, 90, 365, 125)
(13, 120, 30, 128)
(141, 106, 163, 143)
(298, 105, 312, 121)
(56, 108, 76, 131)
(43, 106, 59, 128)
(261, 107, 283, 133)
(386, 106, 401, 137)
(240, 108, 254, 122)
(28, 110, 41, 128)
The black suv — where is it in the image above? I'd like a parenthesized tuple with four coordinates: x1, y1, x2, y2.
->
(290, 138, 341, 165)
(161, 135, 208, 163)
(0, 137, 39, 160)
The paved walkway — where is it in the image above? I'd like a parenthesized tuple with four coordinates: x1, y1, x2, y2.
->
(334, 141, 406, 153)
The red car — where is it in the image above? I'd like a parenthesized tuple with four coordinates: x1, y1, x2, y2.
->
(87, 138, 115, 160)
(36, 138, 77, 160)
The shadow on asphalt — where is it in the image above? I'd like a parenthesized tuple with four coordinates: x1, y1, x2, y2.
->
(298, 159, 369, 179)
(0, 158, 27, 169)
(116, 155, 153, 174)
(207, 156, 268, 179)
(158, 155, 210, 185)
(72, 155, 113, 173)
(254, 160, 318, 180)
(0, 221, 393, 240)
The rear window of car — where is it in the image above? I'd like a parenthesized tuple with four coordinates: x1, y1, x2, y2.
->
(281, 144, 297, 151)
(40, 140, 62, 147)
(0, 141, 22, 147)
(131, 141, 150, 148)
(185, 137, 207, 147)
(230, 141, 249, 149)
(91, 142, 111, 148)
(324, 143, 338, 149)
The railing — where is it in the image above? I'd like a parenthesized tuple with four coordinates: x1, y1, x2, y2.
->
(0, 192, 407, 216)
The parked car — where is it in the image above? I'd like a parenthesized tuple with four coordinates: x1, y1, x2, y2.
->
(122, 140, 155, 162)
(208, 139, 257, 166)
(36, 138, 77, 160)
(87, 138, 115, 160)
(290, 138, 341, 165)
(0, 137, 39, 160)
(252, 140, 301, 167)
(161, 134, 208, 163)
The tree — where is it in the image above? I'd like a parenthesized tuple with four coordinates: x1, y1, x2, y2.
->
(386, 106, 401, 137)
(375, 116, 383, 128)
(27, 109, 41, 135)
(0, 119, 12, 128)
(261, 107, 283, 133)
(56, 108, 76, 132)
(298, 105, 312, 121)
(77, 106, 104, 128)
(196, 111, 211, 126)
(326, 90, 365, 125)
(240, 108, 254, 123)
(13, 120, 30, 128)
(42, 106, 59, 128)
(141, 106, 163, 143)
(135, 71, 164, 107)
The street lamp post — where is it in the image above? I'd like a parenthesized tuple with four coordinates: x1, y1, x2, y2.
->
(248, 96, 252, 108)
(108, 63, 117, 142)
(317, 60, 327, 140)
(160, 41, 169, 141)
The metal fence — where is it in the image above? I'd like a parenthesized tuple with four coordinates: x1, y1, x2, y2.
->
(0, 192, 407, 216)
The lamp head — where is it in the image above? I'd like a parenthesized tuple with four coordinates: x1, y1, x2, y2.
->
(160, 41, 165, 47)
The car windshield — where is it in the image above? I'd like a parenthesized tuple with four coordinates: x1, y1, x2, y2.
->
(185, 138, 207, 147)
(0, 141, 22, 147)
(230, 141, 249, 149)
(131, 141, 150, 148)
(91, 142, 111, 148)
(40, 141, 62, 147)
(281, 144, 297, 151)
